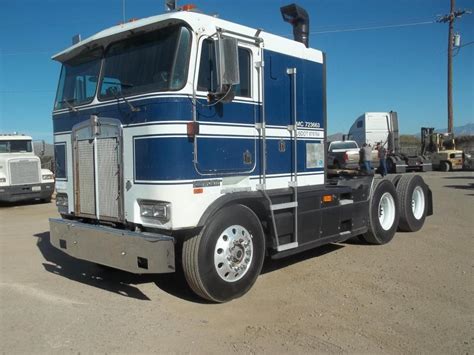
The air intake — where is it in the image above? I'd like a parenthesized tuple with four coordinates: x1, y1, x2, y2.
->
(280, 3, 310, 48)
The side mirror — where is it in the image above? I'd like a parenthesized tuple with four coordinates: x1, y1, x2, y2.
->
(33, 140, 46, 156)
(209, 35, 240, 103)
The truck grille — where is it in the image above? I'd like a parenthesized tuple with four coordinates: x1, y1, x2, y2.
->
(77, 140, 96, 216)
(75, 137, 120, 220)
(97, 138, 120, 219)
(9, 160, 40, 185)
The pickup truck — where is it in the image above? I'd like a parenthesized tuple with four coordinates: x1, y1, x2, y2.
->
(327, 140, 360, 169)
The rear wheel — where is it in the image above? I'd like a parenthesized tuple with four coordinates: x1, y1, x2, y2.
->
(360, 179, 399, 245)
(384, 174, 402, 187)
(182, 204, 265, 303)
(396, 175, 428, 232)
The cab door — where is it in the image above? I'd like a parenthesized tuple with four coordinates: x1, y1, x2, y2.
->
(193, 36, 259, 175)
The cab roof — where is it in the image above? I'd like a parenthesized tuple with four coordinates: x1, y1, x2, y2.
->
(0, 134, 33, 141)
(52, 10, 323, 64)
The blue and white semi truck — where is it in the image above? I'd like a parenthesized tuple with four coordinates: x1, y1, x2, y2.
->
(49, 3, 433, 302)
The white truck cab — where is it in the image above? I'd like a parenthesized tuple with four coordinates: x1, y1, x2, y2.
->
(0, 134, 55, 203)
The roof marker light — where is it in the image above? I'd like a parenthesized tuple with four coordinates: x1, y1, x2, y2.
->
(181, 4, 196, 11)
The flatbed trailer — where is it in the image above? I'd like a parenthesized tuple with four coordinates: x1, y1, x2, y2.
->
(49, 3, 433, 302)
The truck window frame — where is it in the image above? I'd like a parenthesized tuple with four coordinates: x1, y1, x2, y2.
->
(196, 38, 253, 99)
(97, 23, 192, 102)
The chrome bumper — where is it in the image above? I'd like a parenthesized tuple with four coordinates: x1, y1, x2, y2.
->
(49, 218, 175, 274)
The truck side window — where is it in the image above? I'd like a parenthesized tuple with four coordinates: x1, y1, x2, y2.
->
(197, 39, 217, 92)
(357, 120, 363, 128)
(234, 48, 251, 97)
(197, 39, 251, 97)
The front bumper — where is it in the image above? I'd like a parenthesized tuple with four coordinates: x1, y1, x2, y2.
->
(49, 218, 175, 274)
(0, 182, 54, 202)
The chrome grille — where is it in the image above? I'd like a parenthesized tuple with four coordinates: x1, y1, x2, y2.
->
(97, 138, 120, 219)
(9, 160, 40, 185)
(77, 140, 96, 216)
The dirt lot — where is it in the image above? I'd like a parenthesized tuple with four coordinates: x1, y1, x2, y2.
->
(1, 172, 473, 354)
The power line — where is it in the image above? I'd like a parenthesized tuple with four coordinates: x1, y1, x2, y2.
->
(311, 20, 435, 34)
(457, 40, 474, 49)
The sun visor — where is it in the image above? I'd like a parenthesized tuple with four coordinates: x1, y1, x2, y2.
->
(52, 15, 185, 63)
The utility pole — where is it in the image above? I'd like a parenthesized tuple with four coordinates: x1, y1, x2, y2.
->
(437, 0, 471, 134)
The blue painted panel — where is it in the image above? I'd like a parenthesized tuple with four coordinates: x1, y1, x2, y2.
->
(264, 50, 324, 129)
(196, 137, 255, 174)
(52, 96, 258, 133)
(134, 135, 323, 182)
(134, 137, 195, 181)
(54, 143, 67, 179)
(53, 97, 194, 133)
(265, 139, 324, 175)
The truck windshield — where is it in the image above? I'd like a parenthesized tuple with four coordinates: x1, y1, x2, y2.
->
(54, 49, 102, 110)
(0, 140, 33, 153)
(99, 24, 191, 99)
(330, 142, 358, 150)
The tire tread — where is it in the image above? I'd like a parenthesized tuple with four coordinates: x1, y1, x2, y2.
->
(182, 232, 215, 302)
(396, 174, 427, 232)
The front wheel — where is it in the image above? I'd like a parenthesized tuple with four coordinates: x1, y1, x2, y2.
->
(440, 161, 451, 172)
(360, 179, 400, 245)
(182, 204, 265, 303)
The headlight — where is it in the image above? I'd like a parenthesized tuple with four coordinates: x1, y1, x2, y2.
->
(0, 177, 6, 183)
(138, 200, 171, 223)
(56, 194, 68, 207)
(42, 174, 54, 180)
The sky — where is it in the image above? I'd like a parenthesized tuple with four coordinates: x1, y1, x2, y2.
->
(0, 0, 473, 142)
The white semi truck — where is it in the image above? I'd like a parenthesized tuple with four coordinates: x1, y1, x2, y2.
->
(348, 112, 432, 173)
(49, 3, 433, 302)
(0, 134, 55, 203)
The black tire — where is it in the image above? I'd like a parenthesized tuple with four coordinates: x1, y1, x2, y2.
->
(182, 204, 265, 303)
(42, 197, 52, 203)
(360, 179, 400, 245)
(396, 175, 428, 232)
(384, 174, 402, 187)
(440, 161, 450, 172)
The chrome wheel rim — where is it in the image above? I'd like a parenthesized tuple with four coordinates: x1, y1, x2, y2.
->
(214, 225, 253, 282)
(378, 192, 396, 231)
(411, 186, 425, 220)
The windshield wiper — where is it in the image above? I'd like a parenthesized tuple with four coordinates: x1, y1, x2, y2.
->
(109, 87, 140, 112)
(61, 99, 78, 112)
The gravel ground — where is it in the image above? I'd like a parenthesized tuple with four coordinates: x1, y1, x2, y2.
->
(1, 171, 473, 354)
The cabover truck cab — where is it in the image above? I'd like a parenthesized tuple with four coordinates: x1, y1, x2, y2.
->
(49, 4, 433, 302)
(0, 134, 55, 203)
(348, 112, 432, 173)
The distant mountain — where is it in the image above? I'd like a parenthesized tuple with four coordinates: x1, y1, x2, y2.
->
(451, 123, 474, 136)
(327, 132, 344, 142)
